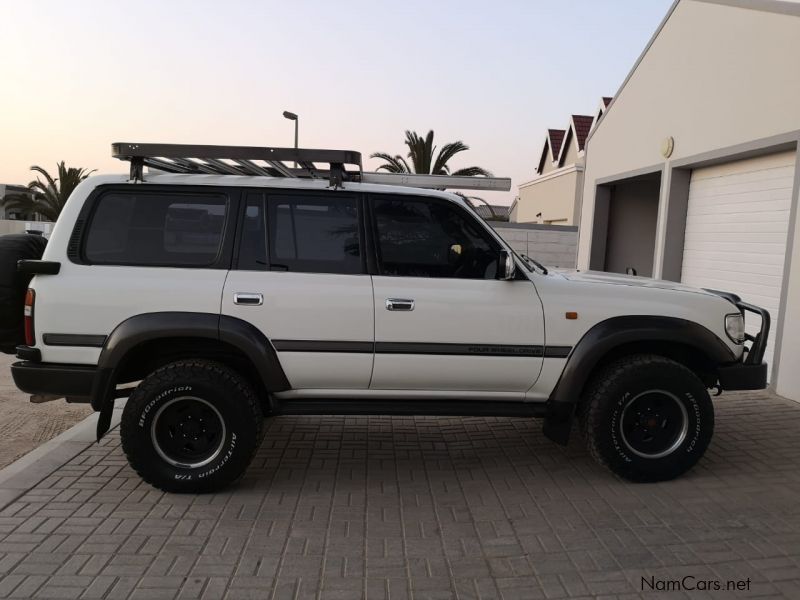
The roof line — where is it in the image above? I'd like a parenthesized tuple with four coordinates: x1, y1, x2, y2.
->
(694, 0, 800, 17)
(585, 0, 681, 146)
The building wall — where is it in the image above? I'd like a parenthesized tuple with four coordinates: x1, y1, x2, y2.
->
(578, 0, 800, 270)
(515, 168, 581, 225)
(491, 223, 578, 269)
(577, 0, 800, 401)
(0, 220, 54, 236)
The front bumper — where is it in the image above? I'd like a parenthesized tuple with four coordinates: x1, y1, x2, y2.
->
(712, 295, 771, 391)
(11, 360, 96, 400)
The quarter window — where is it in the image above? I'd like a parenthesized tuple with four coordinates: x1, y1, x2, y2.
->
(84, 192, 228, 267)
(372, 196, 500, 279)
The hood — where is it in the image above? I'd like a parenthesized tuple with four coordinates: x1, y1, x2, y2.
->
(556, 269, 718, 297)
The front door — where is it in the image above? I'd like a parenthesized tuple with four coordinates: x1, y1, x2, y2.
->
(368, 194, 544, 395)
(222, 189, 374, 389)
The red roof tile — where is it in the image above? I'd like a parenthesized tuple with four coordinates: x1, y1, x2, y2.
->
(602, 96, 613, 107)
(548, 129, 566, 159)
(571, 115, 594, 151)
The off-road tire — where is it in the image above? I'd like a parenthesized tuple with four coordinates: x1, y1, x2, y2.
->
(582, 354, 714, 482)
(121, 360, 263, 493)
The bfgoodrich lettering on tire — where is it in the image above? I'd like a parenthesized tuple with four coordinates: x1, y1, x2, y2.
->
(121, 360, 263, 493)
(581, 354, 714, 482)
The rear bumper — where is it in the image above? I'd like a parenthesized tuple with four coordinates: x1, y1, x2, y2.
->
(11, 360, 96, 399)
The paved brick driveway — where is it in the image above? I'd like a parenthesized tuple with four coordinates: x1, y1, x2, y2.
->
(0, 391, 799, 599)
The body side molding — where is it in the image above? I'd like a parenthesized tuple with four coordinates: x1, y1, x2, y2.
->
(543, 315, 736, 446)
(93, 312, 290, 439)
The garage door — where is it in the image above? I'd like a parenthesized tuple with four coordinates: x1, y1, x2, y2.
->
(681, 151, 795, 377)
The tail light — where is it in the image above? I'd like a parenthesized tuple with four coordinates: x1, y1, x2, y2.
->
(24, 289, 35, 346)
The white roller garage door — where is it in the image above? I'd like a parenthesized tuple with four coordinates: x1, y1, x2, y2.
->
(681, 151, 795, 377)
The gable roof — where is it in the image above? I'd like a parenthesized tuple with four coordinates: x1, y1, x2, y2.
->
(555, 114, 593, 166)
(536, 129, 566, 174)
(533, 98, 611, 174)
(572, 115, 594, 151)
(548, 129, 566, 158)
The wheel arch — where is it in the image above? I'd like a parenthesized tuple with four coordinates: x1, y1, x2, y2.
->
(543, 315, 735, 446)
(92, 312, 290, 439)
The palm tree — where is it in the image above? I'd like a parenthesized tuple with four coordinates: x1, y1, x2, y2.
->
(371, 130, 499, 218)
(5, 162, 95, 222)
(371, 130, 492, 177)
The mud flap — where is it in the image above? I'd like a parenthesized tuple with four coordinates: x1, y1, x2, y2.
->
(96, 398, 115, 441)
(542, 402, 574, 446)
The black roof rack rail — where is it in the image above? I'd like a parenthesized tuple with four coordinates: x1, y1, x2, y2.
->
(112, 142, 363, 188)
(111, 142, 512, 193)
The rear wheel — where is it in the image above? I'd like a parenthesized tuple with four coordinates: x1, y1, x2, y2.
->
(582, 354, 714, 482)
(121, 360, 263, 493)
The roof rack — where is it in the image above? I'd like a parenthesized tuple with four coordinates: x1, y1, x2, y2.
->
(112, 142, 511, 192)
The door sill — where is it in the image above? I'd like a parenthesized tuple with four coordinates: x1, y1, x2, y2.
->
(272, 398, 547, 418)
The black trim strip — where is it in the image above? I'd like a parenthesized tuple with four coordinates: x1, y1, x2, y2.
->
(43, 334, 107, 347)
(376, 342, 543, 357)
(544, 346, 572, 358)
(272, 340, 374, 353)
(272, 339, 573, 358)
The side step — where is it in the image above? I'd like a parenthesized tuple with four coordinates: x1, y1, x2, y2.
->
(273, 399, 547, 418)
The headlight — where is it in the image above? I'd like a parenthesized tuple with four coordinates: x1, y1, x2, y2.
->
(725, 313, 745, 344)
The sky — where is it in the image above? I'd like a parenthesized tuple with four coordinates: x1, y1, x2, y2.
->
(0, 0, 673, 205)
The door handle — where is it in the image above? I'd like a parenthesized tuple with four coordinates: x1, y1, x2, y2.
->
(385, 298, 415, 311)
(234, 292, 263, 306)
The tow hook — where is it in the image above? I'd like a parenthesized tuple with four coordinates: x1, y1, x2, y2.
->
(711, 384, 723, 397)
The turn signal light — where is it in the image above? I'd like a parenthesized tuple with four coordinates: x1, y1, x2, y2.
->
(24, 289, 35, 346)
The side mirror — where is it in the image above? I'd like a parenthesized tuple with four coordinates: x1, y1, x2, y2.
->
(497, 250, 516, 280)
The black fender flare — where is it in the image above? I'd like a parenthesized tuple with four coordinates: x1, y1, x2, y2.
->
(542, 315, 735, 446)
(93, 312, 290, 439)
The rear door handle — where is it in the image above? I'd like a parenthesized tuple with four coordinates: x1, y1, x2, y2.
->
(234, 292, 263, 306)
(385, 298, 414, 311)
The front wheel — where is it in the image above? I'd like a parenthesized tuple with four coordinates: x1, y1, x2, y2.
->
(121, 360, 263, 493)
(581, 354, 714, 482)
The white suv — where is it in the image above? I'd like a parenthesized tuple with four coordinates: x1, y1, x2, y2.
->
(7, 143, 770, 492)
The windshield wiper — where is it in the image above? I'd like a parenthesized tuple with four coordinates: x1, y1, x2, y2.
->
(521, 253, 548, 275)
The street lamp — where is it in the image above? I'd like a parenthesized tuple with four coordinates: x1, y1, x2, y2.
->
(283, 111, 298, 167)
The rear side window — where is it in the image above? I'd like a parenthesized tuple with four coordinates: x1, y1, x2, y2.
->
(266, 194, 361, 274)
(84, 191, 228, 267)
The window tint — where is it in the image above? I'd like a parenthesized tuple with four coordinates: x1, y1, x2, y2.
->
(267, 194, 361, 274)
(373, 196, 500, 279)
(237, 194, 267, 270)
(84, 192, 227, 266)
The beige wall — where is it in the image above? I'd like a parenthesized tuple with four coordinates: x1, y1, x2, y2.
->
(515, 168, 581, 225)
(540, 152, 557, 175)
(560, 137, 579, 168)
(578, 0, 800, 269)
(0, 220, 53, 236)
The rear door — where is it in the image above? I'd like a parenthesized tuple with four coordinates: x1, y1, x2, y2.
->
(368, 194, 545, 395)
(221, 189, 374, 389)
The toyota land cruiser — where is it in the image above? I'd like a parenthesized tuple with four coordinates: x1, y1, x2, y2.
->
(5, 143, 770, 492)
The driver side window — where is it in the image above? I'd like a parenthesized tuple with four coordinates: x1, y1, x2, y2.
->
(372, 195, 500, 279)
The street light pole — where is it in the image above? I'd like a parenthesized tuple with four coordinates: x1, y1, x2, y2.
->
(282, 111, 298, 167)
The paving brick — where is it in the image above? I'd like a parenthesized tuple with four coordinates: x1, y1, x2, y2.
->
(0, 392, 797, 597)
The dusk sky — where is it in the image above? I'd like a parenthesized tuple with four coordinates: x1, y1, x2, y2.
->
(1, 0, 673, 205)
